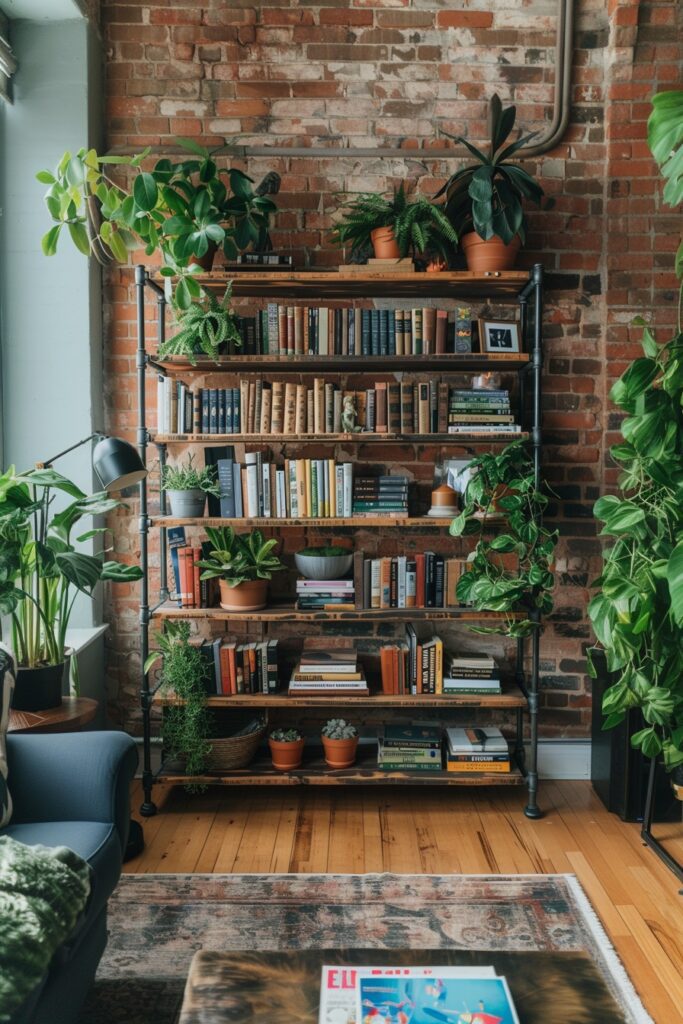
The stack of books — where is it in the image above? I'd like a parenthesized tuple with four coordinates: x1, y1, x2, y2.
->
(217, 453, 353, 519)
(352, 476, 409, 517)
(377, 725, 443, 771)
(355, 553, 469, 608)
(448, 388, 521, 435)
(445, 727, 511, 773)
(444, 653, 502, 695)
(288, 642, 369, 696)
(296, 578, 355, 611)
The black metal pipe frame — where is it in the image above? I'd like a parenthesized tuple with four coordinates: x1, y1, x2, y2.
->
(641, 758, 683, 886)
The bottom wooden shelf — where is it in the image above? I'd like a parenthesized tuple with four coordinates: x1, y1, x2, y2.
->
(156, 747, 526, 787)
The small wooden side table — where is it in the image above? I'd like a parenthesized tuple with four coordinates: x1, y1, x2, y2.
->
(8, 697, 98, 734)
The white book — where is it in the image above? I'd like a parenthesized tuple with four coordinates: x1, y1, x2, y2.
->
(289, 460, 299, 517)
(276, 469, 286, 518)
(397, 555, 407, 608)
(157, 375, 164, 433)
(342, 462, 353, 518)
(262, 462, 271, 518)
(335, 464, 344, 517)
(245, 464, 259, 518)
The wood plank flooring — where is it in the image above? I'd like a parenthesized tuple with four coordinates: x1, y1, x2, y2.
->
(126, 781, 683, 1023)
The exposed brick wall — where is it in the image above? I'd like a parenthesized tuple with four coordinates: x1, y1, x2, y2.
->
(100, 0, 682, 737)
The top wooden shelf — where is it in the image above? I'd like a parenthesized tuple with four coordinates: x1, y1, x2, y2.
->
(183, 269, 531, 300)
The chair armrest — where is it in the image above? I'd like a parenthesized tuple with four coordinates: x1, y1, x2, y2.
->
(6, 731, 138, 855)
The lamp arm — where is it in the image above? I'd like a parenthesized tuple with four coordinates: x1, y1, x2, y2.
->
(36, 432, 103, 469)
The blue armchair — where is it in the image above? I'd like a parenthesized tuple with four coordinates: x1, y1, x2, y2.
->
(1, 731, 138, 1024)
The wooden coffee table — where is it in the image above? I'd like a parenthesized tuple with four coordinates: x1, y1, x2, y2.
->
(179, 948, 629, 1024)
(8, 697, 98, 734)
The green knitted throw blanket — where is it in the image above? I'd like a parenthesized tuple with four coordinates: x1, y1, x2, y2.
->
(0, 835, 91, 1022)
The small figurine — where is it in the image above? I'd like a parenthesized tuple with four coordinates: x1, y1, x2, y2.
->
(341, 393, 362, 433)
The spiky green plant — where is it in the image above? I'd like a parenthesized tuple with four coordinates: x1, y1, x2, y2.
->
(162, 454, 221, 496)
(435, 94, 549, 244)
(330, 184, 457, 261)
(158, 284, 241, 364)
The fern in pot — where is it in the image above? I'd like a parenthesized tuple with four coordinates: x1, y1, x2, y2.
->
(196, 526, 285, 612)
(321, 718, 358, 768)
(162, 455, 220, 518)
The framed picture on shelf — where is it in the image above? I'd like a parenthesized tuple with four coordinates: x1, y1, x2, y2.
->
(479, 320, 520, 353)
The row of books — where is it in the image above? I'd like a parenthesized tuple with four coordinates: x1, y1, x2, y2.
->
(288, 642, 369, 696)
(156, 379, 520, 438)
(216, 453, 355, 519)
(355, 554, 470, 609)
(169, 538, 213, 609)
(196, 637, 279, 695)
(376, 725, 512, 773)
(353, 475, 408, 516)
(380, 641, 501, 696)
(174, 304, 476, 357)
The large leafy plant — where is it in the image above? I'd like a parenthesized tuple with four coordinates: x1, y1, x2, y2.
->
(449, 442, 557, 637)
(36, 139, 277, 308)
(331, 184, 457, 261)
(0, 467, 142, 676)
(196, 527, 285, 587)
(588, 89, 683, 771)
(435, 94, 548, 245)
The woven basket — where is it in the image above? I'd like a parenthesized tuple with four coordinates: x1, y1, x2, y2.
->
(206, 722, 267, 771)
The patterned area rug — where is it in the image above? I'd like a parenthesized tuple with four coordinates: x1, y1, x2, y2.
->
(79, 873, 651, 1024)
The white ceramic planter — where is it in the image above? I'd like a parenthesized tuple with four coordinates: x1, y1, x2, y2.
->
(167, 489, 206, 518)
(294, 552, 353, 580)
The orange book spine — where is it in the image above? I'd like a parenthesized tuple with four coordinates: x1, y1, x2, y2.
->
(177, 547, 192, 608)
(228, 645, 237, 695)
(415, 553, 426, 608)
(391, 644, 399, 695)
(219, 644, 232, 696)
(380, 647, 392, 695)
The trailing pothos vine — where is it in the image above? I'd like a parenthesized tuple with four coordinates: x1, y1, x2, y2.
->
(449, 441, 557, 638)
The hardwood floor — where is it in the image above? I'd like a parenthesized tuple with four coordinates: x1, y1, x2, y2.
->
(126, 781, 683, 1022)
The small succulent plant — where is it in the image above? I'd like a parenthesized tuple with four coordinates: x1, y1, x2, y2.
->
(322, 718, 357, 739)
(270, 728, 303, 743)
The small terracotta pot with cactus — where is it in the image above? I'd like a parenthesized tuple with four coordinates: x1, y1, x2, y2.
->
(321, 718, 358, 769)
(268, 728, 305, 771)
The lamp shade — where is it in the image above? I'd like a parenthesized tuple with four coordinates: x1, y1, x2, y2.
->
(93, 436, 147, 492)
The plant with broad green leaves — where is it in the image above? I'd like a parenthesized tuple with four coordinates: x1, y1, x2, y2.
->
(144, 620, 211, 784)
(158, 285, 242, 364)
(449, 442, 557, 638)
(161, 455, 220, 496)
(330, 184, 457, 262)
(0, 466, 142, 683)
(36, 139, 278, 309)
(435, 94, 550, 245)
(195, 526, 285, 587)
(588, 88, 683, 772)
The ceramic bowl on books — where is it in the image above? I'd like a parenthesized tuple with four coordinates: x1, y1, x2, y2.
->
(295, 552, 353, 581)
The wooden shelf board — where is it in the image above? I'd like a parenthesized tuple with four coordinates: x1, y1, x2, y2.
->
(156, 353, 530, 374)
(155, 685, 527, 709)
(156, 750, 526, 787)
(151, 515, 454, 528)
(151, 602, 524, 623)
(186, 269, 530, 299)
(152, 431, 528, 445)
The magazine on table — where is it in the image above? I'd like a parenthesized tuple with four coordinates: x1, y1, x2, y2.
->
(319, 965, 518, 1024)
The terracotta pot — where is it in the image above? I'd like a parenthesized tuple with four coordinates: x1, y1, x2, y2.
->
(322, 734, 359, 769)
(191, 242, 218, 271)
(219, 578, 269, 612)
(461, 232, 521, 273)
(12, 663, 64, 712)
(371, 226, 400, 259)
(269, 737, 305, 771)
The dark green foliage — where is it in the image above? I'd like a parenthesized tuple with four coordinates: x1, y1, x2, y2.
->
(449, 442, 557, 637)
(270, 727, 302, 742)
(330, 184, 457, 261)
(196, 527, 285, 587)
(159, 284, 242, 364)
(435, 94, 549, 245)
(297, 546, 349, 557)
(162, 454, 221, 495)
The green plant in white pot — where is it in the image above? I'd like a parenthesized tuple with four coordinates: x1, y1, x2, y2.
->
(162, 455, 220, 518)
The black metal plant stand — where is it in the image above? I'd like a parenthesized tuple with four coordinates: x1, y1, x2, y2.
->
(641, 757, 683, 887)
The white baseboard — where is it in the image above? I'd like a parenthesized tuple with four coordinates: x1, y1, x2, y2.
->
(534, 740, 591, 780)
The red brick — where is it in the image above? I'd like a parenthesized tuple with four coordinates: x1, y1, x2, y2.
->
(436, 11, 494, 28)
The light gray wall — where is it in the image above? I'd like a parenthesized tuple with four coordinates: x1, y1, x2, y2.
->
(0, 17, 104, 630)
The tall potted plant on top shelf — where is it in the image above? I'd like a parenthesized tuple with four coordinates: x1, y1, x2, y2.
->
(0, 466, 142, 710)
(435, 94, 550, 273)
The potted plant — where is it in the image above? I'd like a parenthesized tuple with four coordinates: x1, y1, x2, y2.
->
(36, 140, 278, 308)
(268, 727, 305, 770)
(435, 94, 550, 273)
(162, 455, 221, 518)
(331, 184, 457, 263)
(321, 718, 358, 768)
(144, 620, 212, 785)
(196, 526, 285, 612)
(294, 545, 353, 581)
(449, 442, 557, 637)
(157, 284, 242, 364)
(0, 465, 142, 710)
